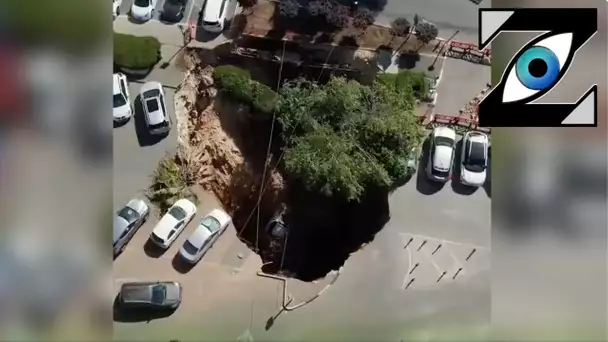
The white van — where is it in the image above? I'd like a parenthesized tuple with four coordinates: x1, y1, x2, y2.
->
(201, 0, 228, 33)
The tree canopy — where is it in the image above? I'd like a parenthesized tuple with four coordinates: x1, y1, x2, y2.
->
(275, 77, 424, 201)
(416, 20, 439, 44)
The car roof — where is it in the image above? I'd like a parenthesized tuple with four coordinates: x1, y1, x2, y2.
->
(188, 223, 213, 248)
(152, 213, 180, 239)
(433, 145, 453, 170)
(203, 0, 224, 22)
(120, 283, 152, 302)
(144, 97, 164, 125)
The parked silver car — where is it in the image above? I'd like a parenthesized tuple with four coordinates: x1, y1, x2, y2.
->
(113, 199, 150, 257)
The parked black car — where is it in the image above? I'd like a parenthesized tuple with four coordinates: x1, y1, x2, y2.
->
(116, 281, 182, 310)
(161, 0, 187, 22)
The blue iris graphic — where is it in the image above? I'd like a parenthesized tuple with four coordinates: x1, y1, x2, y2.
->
(515, 46, 560, 91)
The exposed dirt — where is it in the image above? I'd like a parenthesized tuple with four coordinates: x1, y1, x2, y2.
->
(173, 49, 285, 235)
(240, 0, 443, 54)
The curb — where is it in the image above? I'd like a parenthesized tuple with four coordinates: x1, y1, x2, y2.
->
(257, 268, 342, 311)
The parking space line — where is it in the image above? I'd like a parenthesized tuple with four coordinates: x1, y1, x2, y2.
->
(421, 248, 443, 276)
(401, 246, 413, 289)
(446, 246, 462, 267)
(398, 232, 489, 250)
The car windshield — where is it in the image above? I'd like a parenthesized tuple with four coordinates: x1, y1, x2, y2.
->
(183, 240, 199, 255)
(117, 206, 139, 223)
(150, 284, 166, 305)
(168, 206, 187, 220)
(145, 99, 159, 112)
(434, 136, 454, 148)
(204, 21, 219, 26)
(464, 141, 486, 173)
(113, 93, 127, 107)
(134, 0, 150, 6)
(201, 216, 221, 233)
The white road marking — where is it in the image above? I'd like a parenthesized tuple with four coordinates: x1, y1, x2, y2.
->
(401, 244, 413, 289)
(421, 248, 443, 276)
(398, 232, 490, 250)
(437, 56, 447, 84)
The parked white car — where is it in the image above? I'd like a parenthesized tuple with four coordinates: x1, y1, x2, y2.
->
(426, 126, 456, 182)
(201, 0, 229, 33)
(113, 0, 123, 19)
(149, 199, 197, 249)
(178, 209, 232, 264)
(131, 0, 157, 21)
(113, 73, 132, 122)
(140, 81, 171, 135)
(460, 131, 489, 187)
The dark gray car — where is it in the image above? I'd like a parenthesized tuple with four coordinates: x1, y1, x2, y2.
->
(117, 281, 182, 310)
(113, 199, 150, 257)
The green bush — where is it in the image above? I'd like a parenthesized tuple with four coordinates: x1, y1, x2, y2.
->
(251, 83, 278, 114)
(114, 33, 161, 69)
(379, 70, 428, 99)
(213, 65, 254, 103)
(214, 65, 278, 115)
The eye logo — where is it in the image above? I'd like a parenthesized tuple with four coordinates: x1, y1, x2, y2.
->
(477, 9, 598, 127)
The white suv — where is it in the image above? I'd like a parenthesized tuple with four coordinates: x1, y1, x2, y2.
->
(426, 127, 456, 182)
(113, 73, 132, 122)
(140, 81, 171, 135)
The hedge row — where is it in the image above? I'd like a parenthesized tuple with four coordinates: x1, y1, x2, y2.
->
(114, 33, 161, 70)
(378, 70, 429, 100)
(213, 65, 277, 115)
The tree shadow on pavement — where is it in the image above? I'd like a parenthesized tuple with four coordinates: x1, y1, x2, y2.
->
(133, 95, 168, 147)
(416, 137, 444, 195)
(143, 239, 168, 258)
(398, 51, 421, 70)
(113, 296, 176, 323)
(171, 253, 195, 274)
(451, 139, 478, 196)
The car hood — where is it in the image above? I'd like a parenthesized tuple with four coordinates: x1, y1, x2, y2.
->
(462, 167, 486, 186)
(131, 5, 152, 18)
(113, 103, 131, 118)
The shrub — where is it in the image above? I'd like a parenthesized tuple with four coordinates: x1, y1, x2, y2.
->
(213, 65, 254, 103)
(214, 65, 278, 114)
(379, 70, 428, 99)
(113, 33, 161, 69)
(251, 83, 278, 114)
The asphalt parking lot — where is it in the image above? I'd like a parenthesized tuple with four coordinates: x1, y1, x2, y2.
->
(434, 58, 490, 116)
(112, 15, 491, 340)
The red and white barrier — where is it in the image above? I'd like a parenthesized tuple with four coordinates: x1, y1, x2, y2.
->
(188, 20, 197, 40)
(448, 40, 491, 57)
